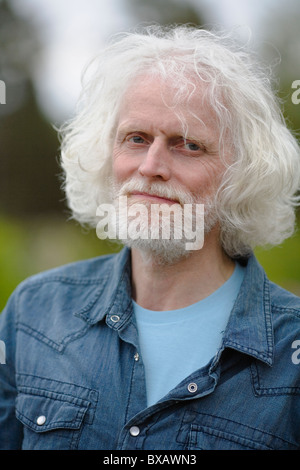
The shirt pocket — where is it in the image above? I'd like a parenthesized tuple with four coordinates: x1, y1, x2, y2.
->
(15, 375, 97, 450)
(178, 411, 275, 451)
(187, 424, 271, 450)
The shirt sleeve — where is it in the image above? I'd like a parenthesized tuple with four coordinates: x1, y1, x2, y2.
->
(0, 291, 24, 449)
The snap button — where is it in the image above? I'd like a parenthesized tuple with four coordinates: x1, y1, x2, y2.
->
(134, 352, 139, 361)
(36, 415, 46, 426)
(129, 426, 140, 437)
(187, 382, 198, 393)
(110, 315, 120, 323)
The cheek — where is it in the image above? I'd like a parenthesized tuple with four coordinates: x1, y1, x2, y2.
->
(184, 161, 225, 195)
(112, 147, 133, 182)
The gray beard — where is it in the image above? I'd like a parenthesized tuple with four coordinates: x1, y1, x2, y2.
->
(111, 196, 218, 266)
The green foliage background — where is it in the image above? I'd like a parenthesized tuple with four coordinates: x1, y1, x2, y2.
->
(1, 213, 300, 311)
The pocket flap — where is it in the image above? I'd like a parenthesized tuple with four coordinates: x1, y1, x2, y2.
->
(16, 393, 89, 432)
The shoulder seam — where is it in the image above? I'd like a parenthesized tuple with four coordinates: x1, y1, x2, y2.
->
(271, 304, 300, 318)
(17, 274, 109, 289)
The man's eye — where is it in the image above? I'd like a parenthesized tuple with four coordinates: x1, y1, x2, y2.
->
(128, 135, 145, 144)
(184, 142, 200, 151)
(181, 140, 204, 152)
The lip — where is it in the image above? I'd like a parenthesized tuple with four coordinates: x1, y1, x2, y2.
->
(129, 191, 179, 205)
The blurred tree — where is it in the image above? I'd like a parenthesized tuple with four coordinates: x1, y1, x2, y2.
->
(0, 0, 40, 89)
(0, 0, 61, 216)
(125, 0, 206, 26)
(0, 81, 62, 215)
(261, 0, 300, 135)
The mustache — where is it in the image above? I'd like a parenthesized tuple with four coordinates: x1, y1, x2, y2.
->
(112, 178, 195, 206)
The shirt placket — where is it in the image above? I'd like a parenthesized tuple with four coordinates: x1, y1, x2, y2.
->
(116, 360, 221, 450)
(105, 306, 149, 434)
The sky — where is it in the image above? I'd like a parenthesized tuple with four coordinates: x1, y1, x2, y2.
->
(9, 0, 297, 123)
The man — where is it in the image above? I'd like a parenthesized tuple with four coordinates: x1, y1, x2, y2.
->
(1, 24, 300, 450)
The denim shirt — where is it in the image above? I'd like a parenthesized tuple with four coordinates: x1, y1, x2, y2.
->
(1, 247, 300, 450)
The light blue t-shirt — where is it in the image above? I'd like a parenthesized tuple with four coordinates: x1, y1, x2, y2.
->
(133, 262, 245, 406)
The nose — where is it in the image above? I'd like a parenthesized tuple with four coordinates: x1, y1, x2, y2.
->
(138, 139, 171, 181)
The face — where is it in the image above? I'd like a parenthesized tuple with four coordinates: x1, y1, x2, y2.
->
(111, 74, 228, 262)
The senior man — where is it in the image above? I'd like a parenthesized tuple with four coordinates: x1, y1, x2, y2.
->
(1, 25, 300, 451)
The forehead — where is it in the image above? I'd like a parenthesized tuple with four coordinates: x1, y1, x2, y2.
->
(116, 74, 219, 137)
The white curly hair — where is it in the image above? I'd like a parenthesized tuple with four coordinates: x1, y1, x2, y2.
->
(59, 24, 300, 258)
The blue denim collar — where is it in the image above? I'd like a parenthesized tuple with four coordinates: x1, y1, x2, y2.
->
(73, 247, 132, 325)
(73, 247, 274, 366)
(222, 254, 274, 366)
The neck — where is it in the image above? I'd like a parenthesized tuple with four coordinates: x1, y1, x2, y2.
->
(131, 229, 235, 311)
